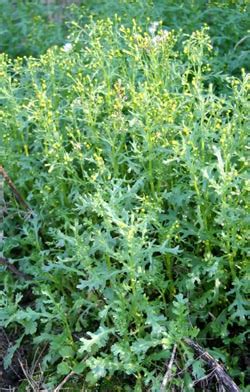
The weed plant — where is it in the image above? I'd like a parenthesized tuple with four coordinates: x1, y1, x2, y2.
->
(0, 2, 249, 391)
(0, 0, 70, 57)
(1, 0, 249, 76)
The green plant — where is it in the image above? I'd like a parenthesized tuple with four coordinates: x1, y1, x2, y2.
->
(0, 6, 249, 392)
(0, 0, 71, 57)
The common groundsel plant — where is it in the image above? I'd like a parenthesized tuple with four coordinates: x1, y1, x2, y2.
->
(0, 15, 249, 391)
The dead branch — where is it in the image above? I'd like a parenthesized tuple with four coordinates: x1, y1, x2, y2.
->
(160, 343, 177, 391)
(184, 338, 240, 392)
(0, 165, 32, 213)
(54, 370, 75, 392)
(18, 359, 40, 391)
(0, 256, 32, 280)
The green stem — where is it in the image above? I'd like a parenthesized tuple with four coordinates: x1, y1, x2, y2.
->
(165, 255, 175, 300)
(228, 252, 236, 280)
(106, 254, 111, 269)
(148, 159, 155, 194)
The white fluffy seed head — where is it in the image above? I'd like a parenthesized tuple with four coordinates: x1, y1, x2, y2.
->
(63, 43, 73, 52)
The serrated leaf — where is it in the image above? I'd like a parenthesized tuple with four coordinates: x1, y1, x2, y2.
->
(174, 294, 188, 305)
(86, 357, 109, 382)
(212, 145, 225, 177)
(157, 241, 181, 255)
(131, 338, 159, 355)
(4, 335, 23, 370)
(73, 362, 85, 374)
(192, 360, 206, 380)
(111, 341, 132, 362)
(78, 326, 113, 354)
(57, 362, 71, 375)
(59, 346, 75, 358)
(146, 310, 167, 337)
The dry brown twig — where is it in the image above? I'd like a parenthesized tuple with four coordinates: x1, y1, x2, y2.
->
(54, 371, 75, 392)
(160, 339, 240, 391)
(18, 359, 40, 392)
(17, 344, 49, 391)
(0, 165, 32, 213)
(160, 344, 177, 392)
(184, 338, 240, 392)
(0, 256, 31, 280)
(29, 344, 48, 381)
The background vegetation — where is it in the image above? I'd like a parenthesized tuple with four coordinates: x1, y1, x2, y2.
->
(0, 0, 249, 390)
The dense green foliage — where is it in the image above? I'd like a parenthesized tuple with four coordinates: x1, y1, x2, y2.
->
(0, 1, 249, 390)
(1, 0, 249, 73)
(0, 0, 68, 57)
